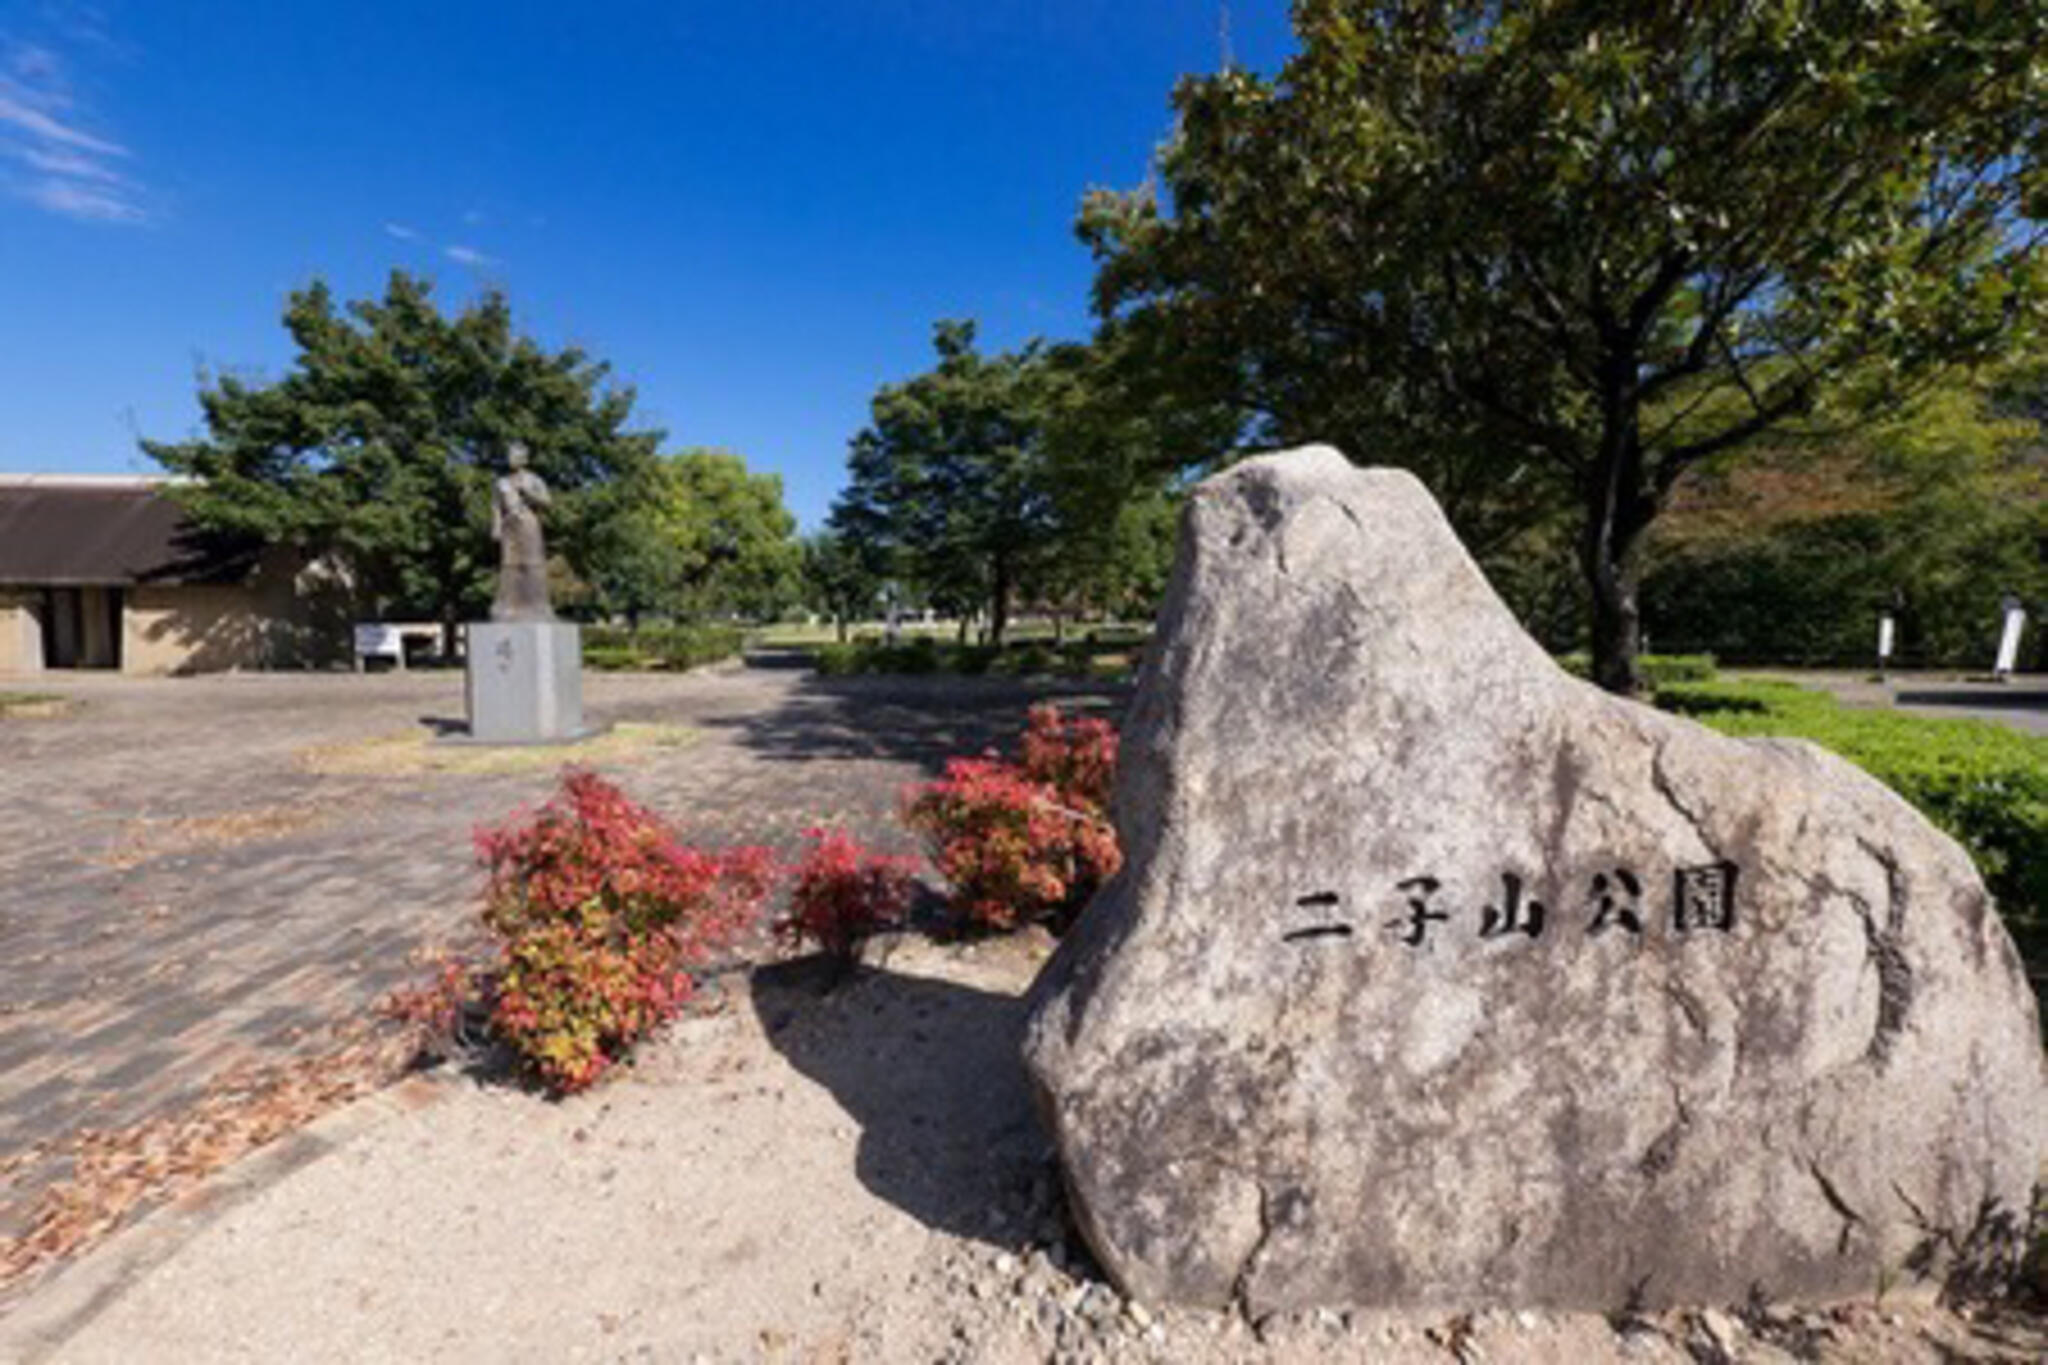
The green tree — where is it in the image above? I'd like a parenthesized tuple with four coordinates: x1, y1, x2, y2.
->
(1646, 371, 2047, 667)
(593, 450, 799, 624)
(831, 320, 1062, 645)
(145, 271, 660, 650)
(1084, 0, 2047, 693)
(800, 531, 883, 641)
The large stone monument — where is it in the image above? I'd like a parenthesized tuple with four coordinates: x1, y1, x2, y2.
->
(464, 443, 593, 743)
(1023, 446, 2045, 1315)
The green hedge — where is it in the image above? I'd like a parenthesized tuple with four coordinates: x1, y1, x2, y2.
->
(1654, 678, 2048, 977)
(1557, 652, 1720, 686)
(580, 624, 745, 672)
(808, 636, 1137, 681)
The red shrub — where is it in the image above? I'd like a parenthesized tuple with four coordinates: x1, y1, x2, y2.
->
(904, 706, 1121, 933)
(1020, 703, 1118, 812)
(467, 770, 774, 1093)
(775, 827, 919, 964)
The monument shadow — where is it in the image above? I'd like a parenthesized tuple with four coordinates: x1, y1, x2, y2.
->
(749, 953, 1060, 1247)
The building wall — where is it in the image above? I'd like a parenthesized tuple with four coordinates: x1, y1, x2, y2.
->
(0, 589, 39, 673)
(122, 552, 352, 674)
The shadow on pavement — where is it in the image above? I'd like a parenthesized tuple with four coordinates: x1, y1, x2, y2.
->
(749, 955, 1059, 1246)
(1894, 687, 2048, 715)
(705, 674, 1132, 777)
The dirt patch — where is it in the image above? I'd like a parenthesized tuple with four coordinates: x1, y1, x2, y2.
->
(295, 720, 698, 776)
(0, 694, 70, 719)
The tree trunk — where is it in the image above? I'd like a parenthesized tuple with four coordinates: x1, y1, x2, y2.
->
(1582, 355, 1656, 696)
(835, 613, 848, 643)
(1582, 515, 1651, 695)
(441, 612, 460, 664)
(989, 554, 1012, 648)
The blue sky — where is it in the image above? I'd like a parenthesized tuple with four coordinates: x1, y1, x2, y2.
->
(0, 1, 1293, 528)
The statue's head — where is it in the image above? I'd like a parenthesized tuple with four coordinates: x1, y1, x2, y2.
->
(507, 441, 530, 471)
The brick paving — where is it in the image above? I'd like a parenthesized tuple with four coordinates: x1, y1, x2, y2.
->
(0, 662, 1124, 1236)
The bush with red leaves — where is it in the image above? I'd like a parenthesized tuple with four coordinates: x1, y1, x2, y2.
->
(775, 827, 919, 966)
(904, 705, 1121, 934)
(464, 770, 773, 1093)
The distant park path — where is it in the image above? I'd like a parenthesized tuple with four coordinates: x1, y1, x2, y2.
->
(0, 662, 1123, 1238)
(1750, 670, 2048, 738)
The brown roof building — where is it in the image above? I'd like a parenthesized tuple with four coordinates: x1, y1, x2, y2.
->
(0, 476, 349, 673)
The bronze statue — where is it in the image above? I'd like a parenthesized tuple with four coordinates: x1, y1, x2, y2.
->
(490, 442, 554, 621)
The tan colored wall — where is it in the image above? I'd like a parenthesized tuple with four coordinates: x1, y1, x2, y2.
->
(124, 584, 268, 674)
(122, 553, 352, 674)
(0, 590, 38, 673)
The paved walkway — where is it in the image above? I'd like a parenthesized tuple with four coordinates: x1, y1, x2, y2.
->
(1745, 670, 2048, 737)
(0, 664, 1121, 1238)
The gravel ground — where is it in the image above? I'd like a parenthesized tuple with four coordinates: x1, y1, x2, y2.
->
(3, 935, 2040, 1364)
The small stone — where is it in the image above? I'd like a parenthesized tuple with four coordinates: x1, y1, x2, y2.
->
(994, 1252, 1018, 1276)
(1515, 1310, 1539, 1331)
(1125, 1301, 1153, 1329)
(1699, 1307, 1741, 1355)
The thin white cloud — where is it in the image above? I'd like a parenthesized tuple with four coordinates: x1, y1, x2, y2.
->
(461, 207, 486, 226)
(0, 89, 123, 155)
(0, 29, 145, 224)
(18, 143, 122, 181)
(383, 221, 420, 241)
(20, 174, 140, 221)
(444, 244, 496, 267)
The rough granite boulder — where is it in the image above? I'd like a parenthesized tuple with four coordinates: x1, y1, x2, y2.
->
(1022, 446, 2046, 1316)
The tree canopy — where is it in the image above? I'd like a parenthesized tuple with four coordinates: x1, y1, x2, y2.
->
(145, 271, 661, 641)
(1083, 0, 2048, 692)
(828, 321, 1194, 640)
(830, 320, 1064, 644)
(590, 449, 800, 624)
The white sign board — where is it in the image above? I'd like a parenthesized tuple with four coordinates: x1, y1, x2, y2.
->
(353, 623, 403, 659)
(1994, 607, 2026, 675)
(1877, 615, 1895, 660)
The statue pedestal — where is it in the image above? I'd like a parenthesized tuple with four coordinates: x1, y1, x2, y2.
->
(461, 621, 599, 744)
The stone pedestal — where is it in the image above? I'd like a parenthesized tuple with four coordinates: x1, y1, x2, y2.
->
(462, 621, 596, 744)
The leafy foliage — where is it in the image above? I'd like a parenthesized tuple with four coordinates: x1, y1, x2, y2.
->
(581, 623, 745, 672)
(800, 531, 884, 642)
(1084, 0, 2048, 693)
(905, 706, 1122, 933)
(1645, 373, 2048, 668)
(471, 771, 774, 1093)
(829, 323, 1190, 642)
(589, 449, 800, 624)
(774, 827, 919, 966)
(144, 271, 661, 637)
(830, 321, 1064, 644)
(810, 635, 1135, 681)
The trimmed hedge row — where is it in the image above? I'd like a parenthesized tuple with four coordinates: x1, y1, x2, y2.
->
(582, 624, 745, 672)
(1654, 678, 2048, 969)
(1557, 652, 1720, 686)
(811, 636, 1134, 681)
